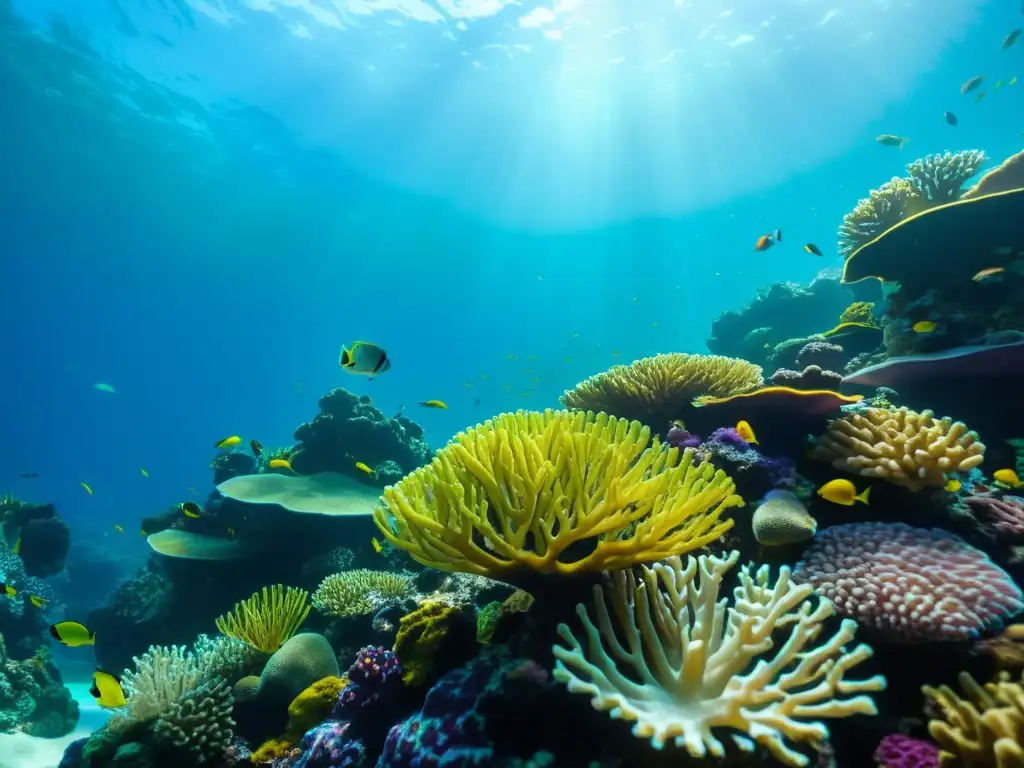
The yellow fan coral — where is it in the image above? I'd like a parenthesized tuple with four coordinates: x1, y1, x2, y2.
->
(312, 570, 418, 618)
(215, 585, 310, 653)
(923, 671, 1024, 766)
(553, 551, 886, 768)
(560, 353, 762, 430)
(810, 407, 985, 492)
(373, 410, 742, 588)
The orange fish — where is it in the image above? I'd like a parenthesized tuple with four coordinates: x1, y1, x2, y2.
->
(754, 228, 782, 252)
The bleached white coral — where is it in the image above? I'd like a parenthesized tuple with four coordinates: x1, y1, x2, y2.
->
(552, 552, 886, 768)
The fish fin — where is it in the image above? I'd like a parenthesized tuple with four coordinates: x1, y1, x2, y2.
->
(340, 346, 351, 367)
(856, 486, 872, 504)
(89, 682, 99, 699)
(89, 631, 97, 643)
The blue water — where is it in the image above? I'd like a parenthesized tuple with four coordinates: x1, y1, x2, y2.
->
(1, 0, 1021, 581)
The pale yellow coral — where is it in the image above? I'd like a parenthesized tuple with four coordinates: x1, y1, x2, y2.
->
(962, 148, 1024, 201)
(810, 407, 985, 491)
(560, 353, 763, 430)
(214, 585, 310, 653)
(311, 570, 418, 617)
(553, 552, 886, 768)
(373, 410, 742, 588)
(923, 671, 1024, 767)
(838, 177, 927, 258)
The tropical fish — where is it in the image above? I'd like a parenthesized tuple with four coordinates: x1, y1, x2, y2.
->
(29, 595, 49, 608)
(418, 400, 448, 409)
(752, 490, 817, 546)
(20, 472, 39, 478)
(754, 229, 782, 252)
(463, 383, 473, 389)
(975, 91, 987, 103)
(139, 529, 147, 536)
(226, 527, 235, 539)
(912, 320, 937, 333)
(995, 80, 1005, 92)
(339, 341, 391, 378)
(817, 478, 871, 506)
(961, 75, 984, 94)
(994, 469, 1023, 487)
(1003, 29, 1021, 49)
(803, 243, 823, 256)
(973, 266, 1006, 281)
(735, 420, 758, 445)
(1011, 76, 1018, 86)
(215, 435, 242, 449)
(944, 111, 958, 126)
(11, 538, 20, 556)
(80, 482, 93, 496)
(187, 487, 197, 496)
(355, 461, 374, 475)
(140, 468, 149, 478)
(371, 537, 383, 554)
(671, 419, 686, 430)
(90, 670, 127, 709)
(875, 134, 909, 149)
(112, 524, 124, 534)
(92, 382, 116, 393)
(49, 621, 96, 647)
(269, 458, 295, 472)
(0, 583, 16, 598)
(944, 478, 963, 493)
(250, 439, 264, 457)
(181, 501, 202, 519)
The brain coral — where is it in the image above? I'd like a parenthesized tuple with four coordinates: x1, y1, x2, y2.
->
(793, 523, 1024, 642)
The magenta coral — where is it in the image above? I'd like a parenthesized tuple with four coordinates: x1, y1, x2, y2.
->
(873, 733, 939, 768)
(793, 522, 1024, 642)
(964, 494, 1024, 535)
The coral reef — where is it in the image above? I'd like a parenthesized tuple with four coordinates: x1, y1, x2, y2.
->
(151, 678, 235, 763)
(793, 523, 1024, 642)
(768, 364, 842, 391)
(0, 634, 78, 736)
(696, 426, 796, 500)
(873, 733, 939, 768)
(751, 489, 817, 546)
(553, 551, 885, 767)
(375, 410, 742, 588)
(312, 570, 418, 618)
(233, 633, 339, 712)
(333, 646, 402, 718)
(215, 585, 310, 653)
(965, 494, 1024, 535)
(840, 301, 877, 325)
(392, 602, 476, 688)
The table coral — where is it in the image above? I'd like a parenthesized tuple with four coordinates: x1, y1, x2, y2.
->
(552, 551, 885, 767)
(375, 410, 742, 588)
(793, 523, 1024, 642)
(811, 406, 986, 491)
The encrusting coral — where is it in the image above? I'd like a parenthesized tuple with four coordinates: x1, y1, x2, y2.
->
(552, 551, 886, 767)
(839, 301, 876, 325)
(392, 601, 475, 687)
(811, 406, 986, 491)
(312, 569, 419, 618)
(559, 353, 763, 430)
(375, 409, 742, 588)
(215, 584, 310, 653)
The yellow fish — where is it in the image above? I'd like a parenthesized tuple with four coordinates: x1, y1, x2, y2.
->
(973, 266, 1005, 281)
(181, 501, 202, 519)
(912, 320, 937, 333)
(355, 461, 374, 475)
(735, 420, 758, 445)
(80, 482, 93, 496)
(944, 478, 962, 493)
(817, 479, 871, 506)
(269, 458, 295, 472)
(0, 583, 16, 598)
(994, 469, 1023, 487)
(29, 595, 48, 608)
(11, 537, 20, 555)
(49, 621, 95, 647)
(90, 670, 127, 709)
(215, 435, 242, 449)
(371, 537, 383, 554)
(418, 400, 448, 409)
(671, 419, 686, 430)
(140, 468, 149, 478)
(112, 524, 124, 534)
(339, 341, 391, 378)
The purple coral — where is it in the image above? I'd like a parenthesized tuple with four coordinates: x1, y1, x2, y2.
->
(793, 523, 1024, 642)
(964, 494, 1024, 535)
(873, 734, 939, 768)
(333, 646, 403, 719)
(665, 425, 701, 449)
(699, 428, 796, 495)
(287, 722, 366, 768)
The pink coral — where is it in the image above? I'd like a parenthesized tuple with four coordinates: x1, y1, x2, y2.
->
(873, 734, 939, 768)
(793, 522, 1023, 642)
(964, 494, 1024, 535)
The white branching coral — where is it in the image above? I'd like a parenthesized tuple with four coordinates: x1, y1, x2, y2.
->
(552, 552, 886, 768)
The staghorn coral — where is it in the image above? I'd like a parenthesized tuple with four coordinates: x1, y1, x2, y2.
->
(559, 353, 763, 430)
(840, 301, 876, 325)
(312, 570, 418, 618)
(793, 523, 1024, 642)
(553, 551, 885, 767)
(906, 150, 987, 203)
(811, 406, 986, 491)
(923, 671, 1024, 766)
(375, 410, 742, 588)
(838, 177, 926, 258)
(215, 585, 310, 653)
(152, 678, 234, 763)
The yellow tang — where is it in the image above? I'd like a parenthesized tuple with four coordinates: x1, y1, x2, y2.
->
(215, 435, 242, 449)
(90, 670, 127, 709)
(269, 458, 295, 472)
(355, 462, 374, 475)
(418, 400, 448, 409)
(181, 501, 202, 519)
(912, 321, 937, 333)
(817, 478, 871, 506)
(29, 595, 49, 608)
(735, 420, 758, 445)
(944, 478, 962, 493)
(371, 537, 383, 554)
(80, 482, 93, 496)
(994, 469, 1023, 488)
(50, 621, 96, 647)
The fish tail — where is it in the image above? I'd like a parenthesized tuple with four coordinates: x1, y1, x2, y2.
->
(856, 486, 872, 504)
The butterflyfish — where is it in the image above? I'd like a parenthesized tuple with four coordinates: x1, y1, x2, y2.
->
(735, 420, 758, 445)
(268, 458, 294, 472)
(371, 537, 383, 554)
(817, 478, 871, 506)
(803, 243, 823, 256)
(339, 341, 391, 378)
(875, 134, 909, 149)
(994, 469, 1023, 487)
(215, 435, 242, 449)
(418, 400, 448, 409)
(912, 321, 937, 333)
(250, 439, 264, 457)
(49, 621, 96, 647)
(181, 501, 202, 519)
(80, 482, 93, 496)
(90, 670, 127, 709)
(29, 595, 49, 608)
(0, 583, 16, 598)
